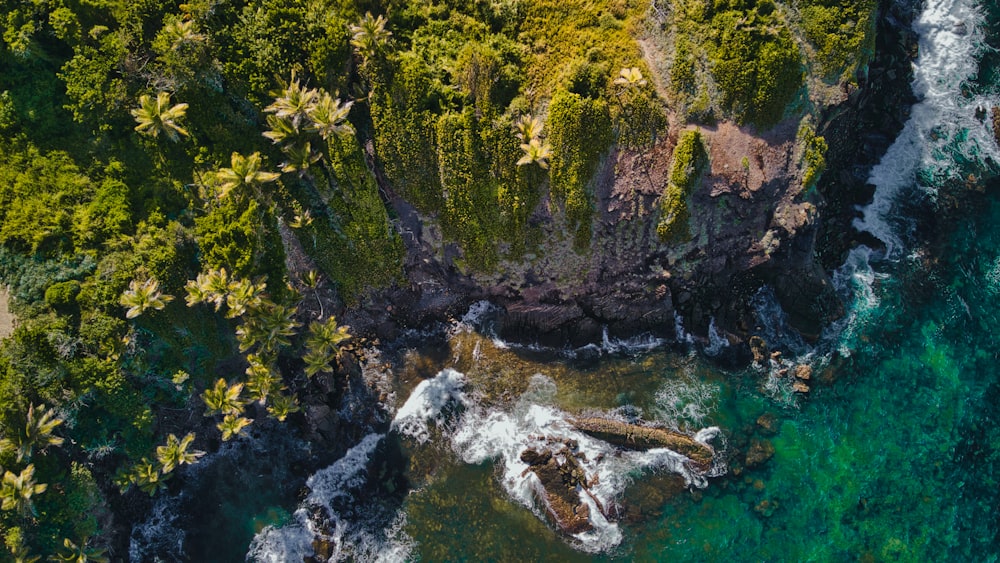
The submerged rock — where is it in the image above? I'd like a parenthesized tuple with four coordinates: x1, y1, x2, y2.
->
(756, 413, 779, 435)
(745, 439, 776, 468)
(568, 417, 714, 470)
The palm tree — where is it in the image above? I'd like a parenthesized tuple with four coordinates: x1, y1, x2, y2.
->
(245, 355, 283, 404)
(225, 278, 266, 319)
(7, 532, 40, 563)
(517, 138, 553, 169)
(0, 404, 64, 463)
(301, 269, 324, 318)
(120, 278, 174, 319)
(201, 378, 245, 417)
(132, 459, 169, 496)
(161, 19, 206, 53)
(307, 92, 354, 141)
(514, 114, 544, 142)
(306, 317, 351, 356)
(155, 433, 204, 473)
(216, 152, 280, 200)
(289, 209, 313, 229)
(349, 12, 392, 60)
(261, 114, 302, 147)
(53, 537, 108, 563)
(131, 92, 189, 142)
(185, 268, 230, 310)
(265, 74, 317, 128)
(303, 348, 334, 378)
(279, 141, 321, 175)
(10, 546, 40, 563)
(266, 393, 300, 422)
(244, 302, 301, 354)
(613, 67, 647, 88)
(1, 464, 47, 517)
(218, 414, 252, 441)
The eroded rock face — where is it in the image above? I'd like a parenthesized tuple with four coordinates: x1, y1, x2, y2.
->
(569, 417, 714, 471)
(319, 0, 922, 355)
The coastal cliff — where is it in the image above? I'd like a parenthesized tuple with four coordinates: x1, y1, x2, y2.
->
(325, 0, 923, 354)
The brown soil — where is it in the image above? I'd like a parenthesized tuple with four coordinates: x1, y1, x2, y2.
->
(0, 287, 14, 340)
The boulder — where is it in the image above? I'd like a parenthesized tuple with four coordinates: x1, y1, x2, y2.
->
(749, 336, 768, 364)
(794, 364, 813, 380)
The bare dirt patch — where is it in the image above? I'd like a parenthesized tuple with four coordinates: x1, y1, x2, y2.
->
(0, 287, 14, 339)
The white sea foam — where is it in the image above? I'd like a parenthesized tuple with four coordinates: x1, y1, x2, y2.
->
(858, 0, 997, 252)
(825, 245, 888, 355)
(449, 374, 718, 553)
(391, 368, 470, 443)
(702, 317, 729, 357)
(247, 433, 414, 563)
(653, 375, 719, 431)
(674, 311, 696, 344)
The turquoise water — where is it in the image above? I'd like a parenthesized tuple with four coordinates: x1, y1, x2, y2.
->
(231, 0, 1000, 559)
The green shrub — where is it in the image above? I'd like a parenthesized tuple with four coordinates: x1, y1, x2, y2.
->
(708, 7, 803, 128)
(547, 89, 613, 249)
(44, 280, 81, 310)
(658, 129, 708, 241)
(797, 120, 828, 190)
(798, 0, 877, 80)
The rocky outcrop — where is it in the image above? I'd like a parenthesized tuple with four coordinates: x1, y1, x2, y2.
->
(569, 417, 714, 470)
(520, 447, 595, 535)
(815, 0, 921, 272)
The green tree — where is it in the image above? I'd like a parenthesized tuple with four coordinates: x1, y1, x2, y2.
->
(200, 378, 245, 417)
(215, 152, 280, 200)
(0, 464, 47, 517)
(119, 278, 174, 319)
(131, 92, 190, 142)
(0, 404, 65, 463)
(155, 433, 204, 473)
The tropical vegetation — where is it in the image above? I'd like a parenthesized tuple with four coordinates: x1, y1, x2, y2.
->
(0, 0, 868, 555)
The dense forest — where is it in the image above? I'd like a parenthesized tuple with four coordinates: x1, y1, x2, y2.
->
(0, 0, 874, 557)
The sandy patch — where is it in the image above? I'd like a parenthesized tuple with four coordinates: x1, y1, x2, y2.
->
(0, 286, 13, 340)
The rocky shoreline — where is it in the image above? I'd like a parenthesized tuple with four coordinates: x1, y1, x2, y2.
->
(327, 0, 924, 358)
